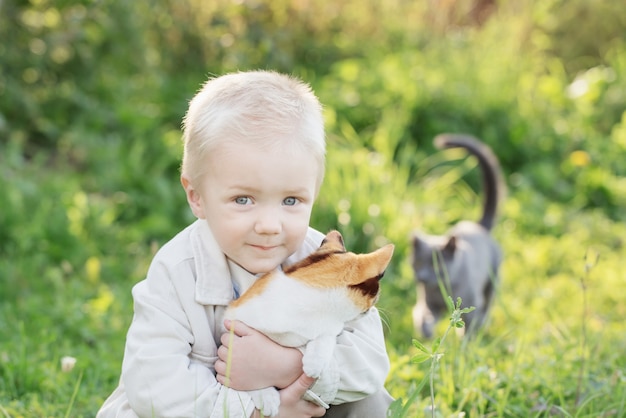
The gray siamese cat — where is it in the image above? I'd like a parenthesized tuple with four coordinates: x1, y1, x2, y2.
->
(412, 134, 504, 338)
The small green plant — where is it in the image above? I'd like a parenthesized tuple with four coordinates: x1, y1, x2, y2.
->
(63, 370, 83, 418)
(575, 249, 599, 409)
(387, 297, 475, 418)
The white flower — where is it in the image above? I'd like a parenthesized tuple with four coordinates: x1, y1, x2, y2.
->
(61, 356, 77, 372)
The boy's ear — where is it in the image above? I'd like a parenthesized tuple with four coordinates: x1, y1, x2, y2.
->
(180, 174, 206, 219)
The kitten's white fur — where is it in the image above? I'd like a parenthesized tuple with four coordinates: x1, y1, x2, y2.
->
(223, 274, 369, 416)
(226, 273, 363, 349)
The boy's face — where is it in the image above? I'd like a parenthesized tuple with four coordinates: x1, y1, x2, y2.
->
(183, 139, 319, 274)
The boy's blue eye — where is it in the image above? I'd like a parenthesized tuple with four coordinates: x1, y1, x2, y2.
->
(283, 197, 298, 206)
(235, 196, 252, 205)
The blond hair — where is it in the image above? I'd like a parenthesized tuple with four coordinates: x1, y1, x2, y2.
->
(181, 70, 326, 191)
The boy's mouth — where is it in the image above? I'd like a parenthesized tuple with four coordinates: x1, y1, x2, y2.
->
(249, 244, 278, 251)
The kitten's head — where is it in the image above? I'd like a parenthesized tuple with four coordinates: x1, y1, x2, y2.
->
(411, 233, 457, 285)
(284, 230, 395, 311)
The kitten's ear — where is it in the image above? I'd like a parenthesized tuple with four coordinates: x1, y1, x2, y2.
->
(354, 243, 395, 283)
(373, 244, 395, 273)
(320, 230, 346, 252)
(443, 236, 457, 255)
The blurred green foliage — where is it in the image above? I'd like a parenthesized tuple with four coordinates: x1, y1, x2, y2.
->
(1, 0, 625, 416)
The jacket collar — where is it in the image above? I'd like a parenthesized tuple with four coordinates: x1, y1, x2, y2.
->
(189, 219, 325, 306)
(190, 220, 234, 306)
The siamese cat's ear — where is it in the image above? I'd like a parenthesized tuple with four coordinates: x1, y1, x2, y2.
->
(412, 234, 425, 251)
(443, 236, 457, 256)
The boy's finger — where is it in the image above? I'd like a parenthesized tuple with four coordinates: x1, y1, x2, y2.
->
(284, 374, 327, 416)
(224, 319, 252, 337)
(289, 373, 315, 397)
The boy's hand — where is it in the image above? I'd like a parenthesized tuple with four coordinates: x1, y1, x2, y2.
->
(261, 373, 326, 418)
(216, 320, 303, 390)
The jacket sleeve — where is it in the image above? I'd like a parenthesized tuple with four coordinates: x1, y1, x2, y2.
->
(309, 307, 390, 405)
(120, 260, 255, 418)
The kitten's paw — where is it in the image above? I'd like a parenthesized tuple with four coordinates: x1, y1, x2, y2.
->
(302, 356, 324, 379)
(248, 387, 280, 417)
(303, 335, 335, 378)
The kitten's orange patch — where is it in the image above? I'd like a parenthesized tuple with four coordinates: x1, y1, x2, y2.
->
(229, 273, 275, 308)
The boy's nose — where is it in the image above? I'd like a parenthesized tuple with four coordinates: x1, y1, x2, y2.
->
(254, 208, 282, 234)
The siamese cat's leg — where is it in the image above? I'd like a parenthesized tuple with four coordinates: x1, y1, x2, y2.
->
(413, 296, 437, 338)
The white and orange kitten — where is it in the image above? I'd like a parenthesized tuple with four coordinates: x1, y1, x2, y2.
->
(224, 230, 394, 417)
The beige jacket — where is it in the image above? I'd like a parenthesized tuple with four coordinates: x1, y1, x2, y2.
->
(97, 219, 390, 418)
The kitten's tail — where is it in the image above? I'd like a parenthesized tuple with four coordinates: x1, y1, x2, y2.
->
(434, 133, 504, 231)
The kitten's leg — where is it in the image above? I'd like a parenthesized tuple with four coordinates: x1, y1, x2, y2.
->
(248, 387, 280, 417)
(303, 334, 335, 378)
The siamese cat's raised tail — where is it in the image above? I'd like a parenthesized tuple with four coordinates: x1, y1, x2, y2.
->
(412, 134, 504, 338)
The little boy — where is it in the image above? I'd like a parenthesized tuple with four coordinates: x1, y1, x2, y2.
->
(97, 70, 392, 418)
